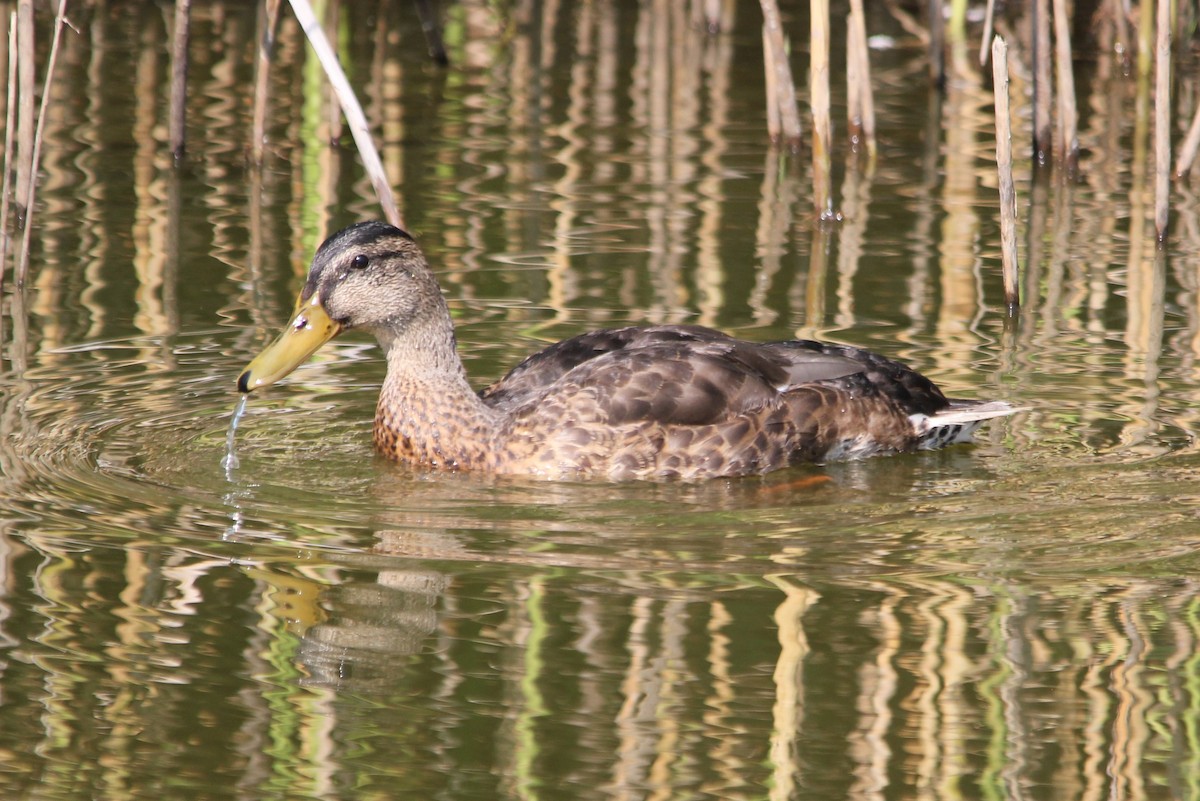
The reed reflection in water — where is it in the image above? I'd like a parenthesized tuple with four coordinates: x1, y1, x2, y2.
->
(1, 1, 1200, 800)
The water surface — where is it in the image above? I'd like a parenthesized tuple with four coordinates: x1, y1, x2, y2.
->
(2, 2, 1200, 800)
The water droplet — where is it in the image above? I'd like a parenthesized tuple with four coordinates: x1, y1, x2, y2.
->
(223, 394, 249, 480)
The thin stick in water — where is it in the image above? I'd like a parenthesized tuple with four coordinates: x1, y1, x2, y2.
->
(1153, 0, 1170, 241)
(847, 0, 875, 166)
(251, 0, 281, 167)
(927, 0, 944, 88)
(14, 0, 33, 217)
(992, 36, 1020, 313)
(412, 0, 448, 66)
(0, 12, 18, 287)
(978, 0, 995, 66)
(759, 0, 802, 151)
(1137, 0, 1154, 78)
(1031, 0, 1051, 164)
(15, 0, 68, 288)
(762, 25, 780, 142)
(846, 14, 861, 148)
(1174, 102, 1200, 179)
(1052, 0, 1078, 173)
(703, 0, 723, 33)
(1109, 0, 1131, 73)
(288, 0, 403, 228)
(810, 0, 834, 219)
(169, 0, 190, 160)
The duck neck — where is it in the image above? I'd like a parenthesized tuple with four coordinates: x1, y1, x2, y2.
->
(371, 314, 498, 471)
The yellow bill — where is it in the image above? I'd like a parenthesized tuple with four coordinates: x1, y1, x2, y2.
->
(237, 294, 342, 393)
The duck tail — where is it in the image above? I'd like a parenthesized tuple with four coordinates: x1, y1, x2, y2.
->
(912, 400, 1026, 449)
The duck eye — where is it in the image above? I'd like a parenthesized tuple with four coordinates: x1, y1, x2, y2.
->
(351, 254, 369, 270)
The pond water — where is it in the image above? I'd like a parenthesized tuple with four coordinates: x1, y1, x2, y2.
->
(3, 1, 1200, 799)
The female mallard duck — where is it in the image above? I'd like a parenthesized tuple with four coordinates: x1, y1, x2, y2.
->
(238, 221, 1019, 480)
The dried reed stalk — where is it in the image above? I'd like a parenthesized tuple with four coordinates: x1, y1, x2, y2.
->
(759, 0, 802, 150)
(947, 0, 967, 44)
(1105, 0, 1130, 71)
(169, 0, 190, 160)
(763, 24, 782, 140)
(251, 0, 281, 166)
(927, 0, 944, 87)
(1032, 0, 1051, 163)
(1175, 104, 1200, 179)
(413, 0, 448, 65)
(846, 16, 860, 144)
(763, 26, 780, 140)
(15, 0, 68, 288)
(992, 36, 1020, 312)
(14, 0, 32, 216)
(0, 12, 17, 288)
(846, 0, 876, 165)
(702, 0, 723, 33)
(1137, 0, 1154, 78)
(287, 0, 402, 228)
(1153, 0, 1170, 241)
(1052, 0, 1077, 172)
(810, 0, 833, 218)
(979, 0, 995, 66)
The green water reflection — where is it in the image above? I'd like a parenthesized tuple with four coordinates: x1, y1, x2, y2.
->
(2, 1, 1200, 799)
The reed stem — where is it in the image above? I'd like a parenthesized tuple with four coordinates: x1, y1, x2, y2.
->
(15, 0, 67, 288)
(763, 25, 780, 142)
(14, 0, 33, 218)
(1137, 0, 1154, 79)
(169, 0, 191, 160)
(847, 0, 876, 167)
(287, 0, 403, 228)
(1052, 0, 1078, 173)
(979, 0, 995, 66)
(0, 12, 17, 289)
(251, 0, 281, 167)
(703, 0, 723, 33)
(927, 0, 944, 87)
(413, 0, 448, 65)
(1153, 0, 1170, 241)
(810, 0, 834, 219)
(1174, 102, 1200, 179)
(1032, 0, 1052, 164)
(992, 36, 1020, 313)
(759, 0, 802, 151)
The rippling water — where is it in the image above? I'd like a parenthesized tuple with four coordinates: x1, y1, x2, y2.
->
(3, 2, 1200, 800)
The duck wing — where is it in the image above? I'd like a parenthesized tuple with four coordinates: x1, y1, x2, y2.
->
(479, 325, 718, 411)
(486, 326, 907, 426)
(480, 325, 872, 417)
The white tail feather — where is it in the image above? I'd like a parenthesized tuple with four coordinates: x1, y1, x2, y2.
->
(910, 401, 1026, 449)
(927, 400, 1026, 427)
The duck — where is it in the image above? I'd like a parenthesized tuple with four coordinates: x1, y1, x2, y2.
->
(237, 221, 1021, 480)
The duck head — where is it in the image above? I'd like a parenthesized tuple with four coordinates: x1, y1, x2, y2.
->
(237, 221, 439, 393)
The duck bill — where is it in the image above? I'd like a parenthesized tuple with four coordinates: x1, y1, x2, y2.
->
(237, 295, 342, 393)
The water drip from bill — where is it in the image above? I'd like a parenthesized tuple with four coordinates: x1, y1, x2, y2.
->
(222, 394, 248, 480)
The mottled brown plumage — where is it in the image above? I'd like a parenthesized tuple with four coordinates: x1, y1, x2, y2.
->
(238, 221, 1021, 480)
